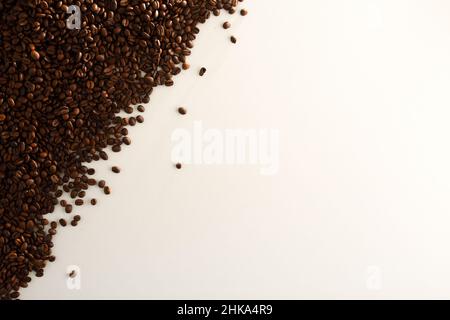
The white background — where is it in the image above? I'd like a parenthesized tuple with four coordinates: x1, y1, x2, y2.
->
(21, 0, 450, 299)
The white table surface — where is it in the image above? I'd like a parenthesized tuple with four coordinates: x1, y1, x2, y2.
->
(22, 0, 450, 299)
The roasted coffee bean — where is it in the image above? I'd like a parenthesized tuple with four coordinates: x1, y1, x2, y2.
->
(75, 199, 84, 206)
(240, 9, 248, 16)
(223, 22, 231, 29)
(59, 219, 67, 227)
(74, 215, 81, 222)
(199, 67, 207, 76)
(65, 205, 73, 214)
(98, 180, 106, 188)
(230, 36, 237, 44)
(69, 270, 77, 278)
(112, 166, 121, 173)
(178, 107, 187, 115)
(91, 199, 97, 206)
(104, 186, 111, 195)
(137, 105, 145, 112)
(136, 116, 144, 123)
(176, 163, 183, 170)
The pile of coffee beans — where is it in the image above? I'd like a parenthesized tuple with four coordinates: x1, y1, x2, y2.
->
(0, 0, 245, 299)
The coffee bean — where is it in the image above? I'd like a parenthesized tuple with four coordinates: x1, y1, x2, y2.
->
(75, 199, 84, 206)
(59, 219, 67, 227)
(31, 50, 40, 60)
(74, 215, 81, 222)
(199, 67, 207, 76)
(240, 9, 248, 16)
(223, 22, 231, 29)
(98, 180, 106, 188)
(112, 166, 120, 173)
(104, 186, 111, 195)
(178, 107, 187, 115)
(175, 163, 182, 169)
(230, 36, 237, 44)
(65, 205, 73, 214)
(137, 105, 145, 112)
(136, 115, 144, 123)
(90, 199, 97, 206)
(69, 270, 76, 278)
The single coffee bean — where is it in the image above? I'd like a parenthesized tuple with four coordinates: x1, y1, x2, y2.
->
(175, 163, 182, 169)
(74, 215, 81, 222)
(104, 186, 111, 195)
(137, 105, 145, 112)
(178, 107, 187, 115)
(223, 22, 231, 29)
(31, 50, 40, 60)
(98, 180, 106, 188)
(75, 199, 84, 206)
(240, 9, 248, 16)
(112, 166, 120, 173)
(230, 36, 237, 44)
(59, 219, 67, 227)
(65, 204, 73, 214)
(90, 199, 97, 206)
(199, 67, 207, 76)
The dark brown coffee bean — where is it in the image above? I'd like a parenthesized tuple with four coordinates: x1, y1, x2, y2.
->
(75, 199, 84, 206)
(199, 67, 207, 76)
(175, 163, 182, 169)
(136, 115, 144, 123)
(240, 9, 248, 16)
(98, 180, 106, 188)
(70, 220, 78, 227)
(223, 22, 231, 29)
(65, 205, 73, 214)
(90, 199, 97, 206)
(112, 166, 120, 173)
(137, 105, 145, 112)
(59, 219, 67, 227)
(74, 215, 81, 222)
(104, 186, 111, 195)
(230, 36, 237, 44)
(31, 50, 40, 60)
(69, 270, 76, 278)
(178, 107, 187, 115)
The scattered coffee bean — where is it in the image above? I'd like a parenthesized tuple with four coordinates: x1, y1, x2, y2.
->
(199, 67, 207, 76)
(176, 163, 183, 170)
(59, 219, 67, 227)
(240, 9, 248, 16)
(91, 199, 97, 206)
(223, 22, 231, 29)
(69, 270, 76, 278)
(137, 105, 145, 112)
(112, 166, 121, 173)
(230, 36, 237, 44)
(178, 107, 187, 115)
